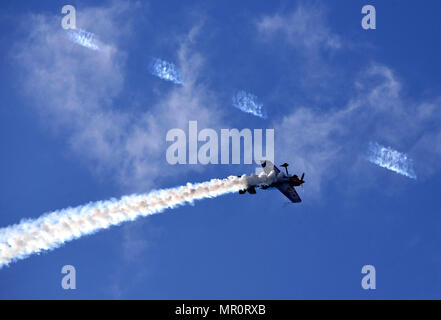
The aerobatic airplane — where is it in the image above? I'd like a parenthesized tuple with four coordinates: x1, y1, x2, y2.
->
(239, 160, 305, 203)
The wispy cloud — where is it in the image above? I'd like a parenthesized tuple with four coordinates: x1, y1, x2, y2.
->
(367, 142, 417, 179)
(255, 3, 345, 105)
(273, 63, 441, 194)
(254, 5, 438, 192)
(12, 3, 222, 192)
(12, 1, 441, 198)
(256, 4, 341, 52)
(232, 90, 267, 118)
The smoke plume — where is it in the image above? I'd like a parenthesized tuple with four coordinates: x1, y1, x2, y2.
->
(0, 173, 275, 268)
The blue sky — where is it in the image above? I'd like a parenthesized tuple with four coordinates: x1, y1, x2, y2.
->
(1, 0, 441, 299)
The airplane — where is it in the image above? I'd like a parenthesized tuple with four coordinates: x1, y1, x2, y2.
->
(239, 160, 305, 203)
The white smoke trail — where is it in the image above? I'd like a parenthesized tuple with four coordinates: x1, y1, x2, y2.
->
(232, 90, 267, 119)
(149, 57, 183, 84)
(367, 142, 417, 179)
(0, 173, 275, 268)
(66, 28, 100, 51)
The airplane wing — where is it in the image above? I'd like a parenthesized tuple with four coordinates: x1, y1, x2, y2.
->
(261, 160, 281, 175)
(275, 182, 302, 203)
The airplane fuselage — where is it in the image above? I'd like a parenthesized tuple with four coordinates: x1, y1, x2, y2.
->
(238, 161, 305, 201)
(276, 173, 304, 186)
(259, 173, 304, 190)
